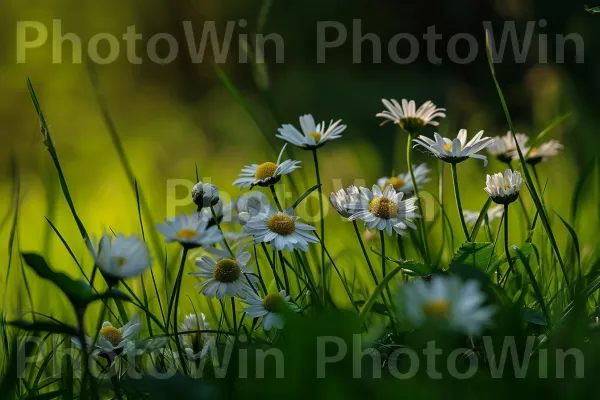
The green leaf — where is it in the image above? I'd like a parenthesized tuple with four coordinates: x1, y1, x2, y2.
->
(553, 209, 581, 275)
(522, 307, 547, 326)
(585, 5, 600, 13)
(21, 252, 96, 305)
(450, 242, 496, 270)
(8, 320, 77, 336)
(292, 183, 322, 209)
(385, 259, 433, 277)
(514, 245, 551, 327)
(469, 198, 492, 242)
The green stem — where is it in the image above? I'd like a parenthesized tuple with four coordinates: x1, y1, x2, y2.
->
(278, 251, 291, 293)
(231, 297, 238, 334)
(406, 133, 430, 262)
(172, 248, 189, 376)
(501, 204, 515, 286)
(451, 163, 470, 242)
(270, 185, 283, 212)
(312, 149, 326, 303)
(352, 221, 378, 285)
(379, 231, 395, 314)
(210, 206, 234, 257)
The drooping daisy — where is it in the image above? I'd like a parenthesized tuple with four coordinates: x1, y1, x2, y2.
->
(232, 191, 270, 226)
(157, 212, 222, 249)
(190, 249, 258, 299)
(486, 132, 529, 163)
(484, 169, 523, 205)
(413, 129, 495, 166)
(276, 114, 346, 149)
(233, 145, 301, 189)
(400, 275, 495, 335)
(178, 313, 212, 360)
(348, 185, 420, 236)
(96, 233, 151, 280)
(72, 316, 141, 355)
(513, 140, 564, 165)
(243, 206, 319, 252)
(191, 182, 220, 209)
(377, 163, 431, 194)
(376, 99, 446, 133)
(243, 289, 299, 331)
(329, 186, 360, 218)
(463, 205, 504, 226)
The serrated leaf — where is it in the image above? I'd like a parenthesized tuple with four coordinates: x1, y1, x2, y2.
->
(450, 242, 496, 270)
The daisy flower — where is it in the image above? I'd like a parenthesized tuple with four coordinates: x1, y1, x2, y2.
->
(329, 186, 360, 218)
(377, 163, 431, 194)
(192, 182, 220, 209)
(243, 289, 299, 331)
(243, 206, 319, 252)
(486, 132, 529, 163)
(157, 212, 222, 249)
(376, 99, 446, 133)
(96, 233, 151, 280)
(348, 185, 420, 236)
(189, 249, 258, 299)
(178, 313, 212, 360)
(401, 275, 495, 335)
(276, 114, 346, 149)
(484, 169, 523, 205)
(233, 145, 301, 189)
(413, 129, 495, 166)
(463, 205, 504, 226)
(72, 316, 141, 355)
(513, 139, 564, 165)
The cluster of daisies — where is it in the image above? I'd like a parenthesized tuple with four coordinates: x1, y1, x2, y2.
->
(78, 98, 564, 360)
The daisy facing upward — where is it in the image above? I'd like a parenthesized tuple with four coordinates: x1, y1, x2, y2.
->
(233, 145, 301, 189)
(276, 114, 346, 150)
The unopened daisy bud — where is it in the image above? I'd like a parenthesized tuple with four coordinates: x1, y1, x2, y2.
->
(192, 182, 220, 209)
(484, 169, 523, 205)
(329, 186, 360, 218)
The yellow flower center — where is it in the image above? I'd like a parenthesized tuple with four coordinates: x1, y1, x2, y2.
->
(255, 162, 278, 180)
(213, 258, 241, 283)
(368, 197, 398, 219)
(113, 256, 127, 269)
(443, 142, 453, 151)
(385, 177, 406, 191)
(267, 214, 296, 236)
(176, 229, 197, 240)
(99, 326, 124, 347)
(307, 132, 322, 143)
(422, 300, 450, 318)
(262, 293, 284, 312)
(504, 183, 511, 190)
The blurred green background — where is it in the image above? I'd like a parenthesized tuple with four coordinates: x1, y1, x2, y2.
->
(1, 0, 599, 316)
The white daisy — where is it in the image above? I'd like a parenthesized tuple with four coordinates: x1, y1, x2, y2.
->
(413, 129, 495, 166)
(157, 212, 222, 249)
(231, 191, 270, 226)
(276, 114, 346, 149)
(329, 186, 360, 218)
(377, 163, 431, 194)
(463, 205, 504, 226)
(348, 184, 420, 236)
(243, 289, 299, 331)
(189, 249, 257, 299)
(486, 132, 529, 163)
(191, 182, 220, 209)
(243, 206, 319, 252)
(178, 313, 212, 360)
(401, 275, 495, 335)
(484, 169, 523, 205)
(376, 99, 446, 132)
(72, 316, 141, 355)
(96, 233, 151, 280)
(233, 145, 301, 189)
(513, 139, 564, 165)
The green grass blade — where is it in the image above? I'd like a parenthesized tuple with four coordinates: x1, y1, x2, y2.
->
(513, 245, 551, 328)
(469, 198, 493, 242)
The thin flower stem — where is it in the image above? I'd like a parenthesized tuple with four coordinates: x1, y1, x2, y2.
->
(270, 185, 283, 212)
(501, 204, 516, 286)
(406, 132, 430, 263)
(261, 243, 284, 290)
(379, 231, 395, 315)
(278, 251, 291, 293)
(172, 247, 189, 376)
(231, 297, 238, 334)
(210, 206, 234, 257)
(451, 163, 470, 242)
(397, 235, 406, 260)
(352, 221, 378, 285)
(312, 149, 326, 303)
